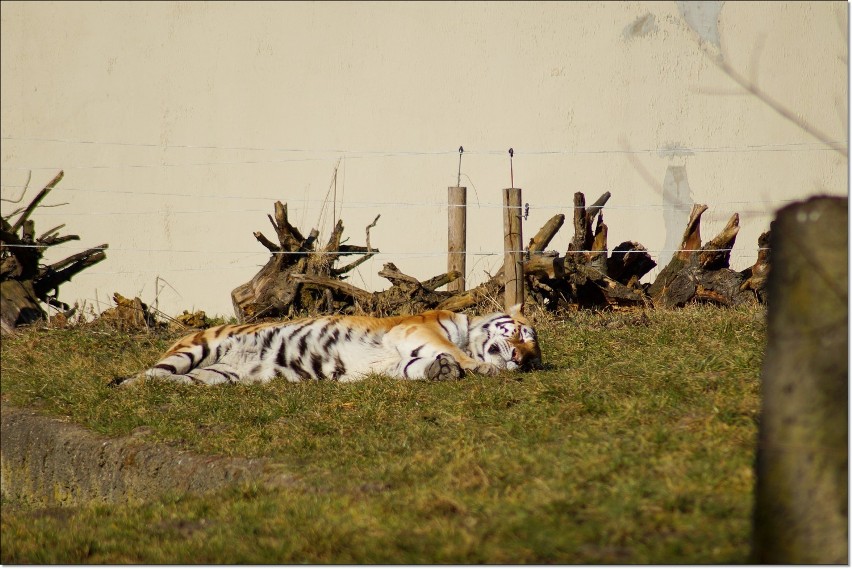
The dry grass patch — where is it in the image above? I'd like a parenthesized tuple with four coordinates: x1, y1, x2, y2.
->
(1, 304, 765, 563)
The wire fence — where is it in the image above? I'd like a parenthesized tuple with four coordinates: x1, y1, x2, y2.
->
(1, 135, 846, 158)
(0, 187, 803, 214)
(1, 135, 842, 316)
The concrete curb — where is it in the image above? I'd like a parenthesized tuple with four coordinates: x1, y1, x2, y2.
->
(1, 404, 295, 507)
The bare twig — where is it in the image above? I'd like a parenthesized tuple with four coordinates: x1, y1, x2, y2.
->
(365, 214, 380, 251)
(703, 42, 847, 157)
(253, 231, 280, 253)
(0, 171, 31, 204)
(36, 224, 66, 241)
(716, 58, 846, 156)
(5, 201, 70, 220)
(331, 214, 380, 276)
(8, 171, 65, 233)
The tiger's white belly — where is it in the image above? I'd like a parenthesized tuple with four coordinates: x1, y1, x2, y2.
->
(215, 334, 398, 383)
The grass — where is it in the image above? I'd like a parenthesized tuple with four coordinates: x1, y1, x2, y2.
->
(0, 304, 766, 563)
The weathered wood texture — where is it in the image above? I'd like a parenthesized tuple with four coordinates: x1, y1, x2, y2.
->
(647, 204, 767, 307)
(0, 171, 108, 332)
(233, 189, 770, 320)
(521, 191, 653, 311)
(518, 190, 771, 311)
(503, 187, 524, 310)
(752, 196, 848, 564)
(231, 202, 470, 321)
(231, 201, 379, 321)
(447, 186, 467, 293)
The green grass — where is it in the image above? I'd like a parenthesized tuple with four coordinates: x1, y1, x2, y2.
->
(1, 304, 766, 563)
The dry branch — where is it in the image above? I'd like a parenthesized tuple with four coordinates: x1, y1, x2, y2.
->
(232, 187, 769, 321)
(0, 171, 107, 331)
(331, 214, 380, 276)
(290, 273, 375, 305)
(528, 214, 565, 254)
(8, 171, 64, 235)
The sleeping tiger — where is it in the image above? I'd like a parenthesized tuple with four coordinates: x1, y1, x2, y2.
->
(114, 305, 542, 387)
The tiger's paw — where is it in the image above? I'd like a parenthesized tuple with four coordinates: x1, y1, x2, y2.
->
(470, 362, 501, 376)
(109, 374, 143, 388)
(426, 353, 464, 381)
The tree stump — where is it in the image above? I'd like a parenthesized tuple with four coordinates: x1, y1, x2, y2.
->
(230, 201, 379, 321)
(521, 191, 655, 311)
(1, 171, 108, 332)
(648, 204, 767, 307)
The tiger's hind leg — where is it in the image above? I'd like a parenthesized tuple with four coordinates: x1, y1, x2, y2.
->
(112, 362, 246, 387)
(179, 362, 246, 385)
(112, 347, 206, 387)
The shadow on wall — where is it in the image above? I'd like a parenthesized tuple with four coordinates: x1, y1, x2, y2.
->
(661, 165, 693, 268)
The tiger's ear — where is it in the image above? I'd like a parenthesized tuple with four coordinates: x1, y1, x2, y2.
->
(507, 303, 524, 318)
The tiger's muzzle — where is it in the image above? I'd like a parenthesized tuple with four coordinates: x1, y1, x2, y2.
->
(510, 342, 543, 371)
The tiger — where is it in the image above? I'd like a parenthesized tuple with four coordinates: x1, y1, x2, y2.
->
(113, 304, 542, 387)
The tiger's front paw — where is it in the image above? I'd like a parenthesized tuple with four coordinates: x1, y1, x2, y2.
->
(108, 373, 144, 388)
(470, 362, 501, 376)
(426, 353, 464, 381)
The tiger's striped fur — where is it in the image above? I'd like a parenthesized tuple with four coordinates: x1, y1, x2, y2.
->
(115, 305, 541, 387)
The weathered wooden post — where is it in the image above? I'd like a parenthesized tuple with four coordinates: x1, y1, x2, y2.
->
(753, 196, 848, 564)
(447, 185, 467, 293)
(447, 147, 467, 293)
(503, 186, 524, 310)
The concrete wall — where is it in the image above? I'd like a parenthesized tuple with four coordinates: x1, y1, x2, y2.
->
(1, 1, 847, 317)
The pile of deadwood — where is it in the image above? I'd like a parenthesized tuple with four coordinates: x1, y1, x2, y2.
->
(0, 171, 215, 333)
(0, 170, 770, 332)
(0, 171, 108, 333)
(230, 191, 770, 322)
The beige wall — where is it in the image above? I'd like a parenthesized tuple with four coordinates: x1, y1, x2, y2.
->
(1, 1, 847, 317)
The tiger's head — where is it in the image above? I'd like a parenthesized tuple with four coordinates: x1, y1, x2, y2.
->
(468, 304, 542, 372)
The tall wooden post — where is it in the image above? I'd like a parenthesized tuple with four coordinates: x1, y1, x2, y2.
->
(503, 187, 524, 310)
(753, 196, 848, 564)
(447, 186, 467, 293)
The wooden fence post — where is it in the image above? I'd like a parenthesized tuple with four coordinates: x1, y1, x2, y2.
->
(753, 196, 848, 564)
(447, 186, 467, 293)
(503, 187, 524, 310)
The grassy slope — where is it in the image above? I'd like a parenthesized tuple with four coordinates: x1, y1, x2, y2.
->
(0, 305, 765, 563)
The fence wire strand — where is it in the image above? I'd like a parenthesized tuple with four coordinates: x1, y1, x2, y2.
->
(0, 137, 829, 295)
